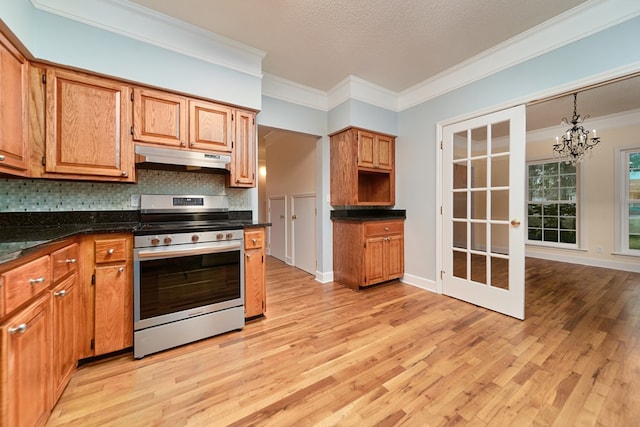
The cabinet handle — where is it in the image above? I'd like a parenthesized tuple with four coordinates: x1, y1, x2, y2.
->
(8, 324, 27, 334)
(54, 289, 68, 297)
(121, 171, 128, 177)
(107, 248, 115, 254)
(190, 142, 195, 147)
(118, 267, 125, 273)
(252, 238, 257, 244)
(0, 155, 5, 161)
(29, 277, 45, 285)
(384, 227, 389, 231)
(180, 141, 186, 147)
(246, 254, 251, 259)
(65, 258, 77, 264)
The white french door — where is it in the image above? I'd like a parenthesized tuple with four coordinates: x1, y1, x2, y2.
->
(442, 105, 526, 319)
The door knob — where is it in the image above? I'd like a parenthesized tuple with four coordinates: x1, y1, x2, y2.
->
(510, 219, 521, 227)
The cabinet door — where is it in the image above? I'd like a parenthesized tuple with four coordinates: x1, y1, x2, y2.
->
(133, 87, 187, 148)
(45, 68, 133, 181)
(375, 134, 394, 171)
(357, 130, 376, 169)
(385, 234, 404, 280)
(244, 247, 265, 318)
(51, 274, 76, 404)
(94, 263, 132, 355)
(1, 294, 51, 427)
(364, 236, 385, 286)
(189, 99, 232, 153)
(0, 31, 29, 176)
(229, 110, 256, 187)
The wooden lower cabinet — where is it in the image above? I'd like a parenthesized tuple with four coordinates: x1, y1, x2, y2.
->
(333, 218, 405, 290)
(1, 294, 51, 427)
(50, 274, 77, 404)
(244, 227, 266, 318)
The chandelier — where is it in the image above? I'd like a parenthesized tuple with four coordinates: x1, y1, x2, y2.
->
(552, 93, 600, 164)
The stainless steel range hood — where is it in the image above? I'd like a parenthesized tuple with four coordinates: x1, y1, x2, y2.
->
(135, 145, 231, 170)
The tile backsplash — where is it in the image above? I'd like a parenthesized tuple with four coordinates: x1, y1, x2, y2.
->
(0, 169, 249, 212)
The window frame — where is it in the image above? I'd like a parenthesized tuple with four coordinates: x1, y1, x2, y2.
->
(526, 158, 583, 249)
(615, 146, 640, 256)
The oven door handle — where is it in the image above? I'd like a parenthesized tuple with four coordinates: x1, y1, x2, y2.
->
(136, 241, 242, 260)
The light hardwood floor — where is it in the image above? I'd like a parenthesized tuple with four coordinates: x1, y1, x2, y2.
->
(47, 257, 640, 426)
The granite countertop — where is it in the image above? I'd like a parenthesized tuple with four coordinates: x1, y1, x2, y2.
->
(330, 209, 406, 221)
(0, 210, 269, 265)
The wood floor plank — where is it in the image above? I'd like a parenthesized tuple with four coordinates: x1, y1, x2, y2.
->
(46, 257, 640, 426)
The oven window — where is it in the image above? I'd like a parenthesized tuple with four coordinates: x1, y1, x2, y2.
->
(139, 251, 241, 320)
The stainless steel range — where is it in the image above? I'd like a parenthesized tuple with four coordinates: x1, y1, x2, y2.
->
(133, 194, 244, 359)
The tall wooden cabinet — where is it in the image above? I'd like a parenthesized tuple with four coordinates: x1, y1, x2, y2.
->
(330, 127, 396, 206)
(244, 227, 266, 318)
(332, 218, 404, 290)
(0, 30, 29, 177)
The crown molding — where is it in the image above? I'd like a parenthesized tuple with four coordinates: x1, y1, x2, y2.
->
(527, 108, 640, 143)
(262, 73, 327, 111)
(398, 0, 640, 111)
(30, 0, 265, 78)
(327, 75, 398, 112)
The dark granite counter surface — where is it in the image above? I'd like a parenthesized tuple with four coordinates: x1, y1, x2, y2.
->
(0, 210, 269, 265)
(330, 209, 406, 221)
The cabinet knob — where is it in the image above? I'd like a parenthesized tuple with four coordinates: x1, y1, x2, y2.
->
(252, 238, 257, 244)
(384, 227, 389, 231)
(107, 248, 115, 254)
(54, 289, 68, 297)
(65, 258, 77, 264)
(118, 267, 125, 273)
(29, 277, 45, 285)
(8, 323, 27, 334)
(121, 171, 128, 177)
(292, 215, 297, 220)
(246, 254, 251, 259)
(0, 155, 5, 161)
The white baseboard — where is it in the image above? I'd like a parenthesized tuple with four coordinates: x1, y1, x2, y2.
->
(286, 256, 293, 266)
(315, 270, 334, 283)
(526, 250, 640, 273)
(401, 273, 438, 293)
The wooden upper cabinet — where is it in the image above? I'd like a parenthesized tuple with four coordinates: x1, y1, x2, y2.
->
(44, 68, 134, 181)
(132, 87, 187, 148)
(0, 30, 29, 177)
(330, 127, 396, 206)
(228, 109, 256, 188)
(189, 99, 233, 153)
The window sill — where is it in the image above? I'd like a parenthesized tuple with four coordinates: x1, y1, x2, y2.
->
(525, 242, 586, 252)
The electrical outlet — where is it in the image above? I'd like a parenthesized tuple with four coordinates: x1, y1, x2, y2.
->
(130, 194, 140, 207)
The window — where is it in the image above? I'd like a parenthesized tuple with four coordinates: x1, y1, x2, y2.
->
(527, 160, 578, 247)
(618, 148, 640, 254)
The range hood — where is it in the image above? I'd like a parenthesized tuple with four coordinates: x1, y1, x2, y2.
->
(135, 145, 231, 171)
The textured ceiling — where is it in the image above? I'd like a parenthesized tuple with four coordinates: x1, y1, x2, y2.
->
(128, 0, 586, 93)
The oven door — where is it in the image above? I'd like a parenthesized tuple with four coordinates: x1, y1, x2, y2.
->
(133, 241, 244, 331)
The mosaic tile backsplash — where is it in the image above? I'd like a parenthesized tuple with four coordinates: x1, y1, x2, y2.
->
(0, 169, 249, 212)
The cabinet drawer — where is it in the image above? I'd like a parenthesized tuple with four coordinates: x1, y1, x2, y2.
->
(244, 229, 264, 250)
(95, 238, 127, 263)
(364, 220, 403, 237)
(2, 255, 51, 314)
(51, 243, 79, 282)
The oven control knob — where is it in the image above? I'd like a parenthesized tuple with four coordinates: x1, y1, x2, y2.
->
(151, 237, 160, 246)
(216, 233, 224, 240)
(164, 237, 172, 245)
(226, 232, 234, 240)
(192, 234, 200, 242)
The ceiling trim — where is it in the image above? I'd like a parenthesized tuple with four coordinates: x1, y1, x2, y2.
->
(327, 75, 398, 112)
(262, 73, 328, 111)
(30, 0, 266, 78)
